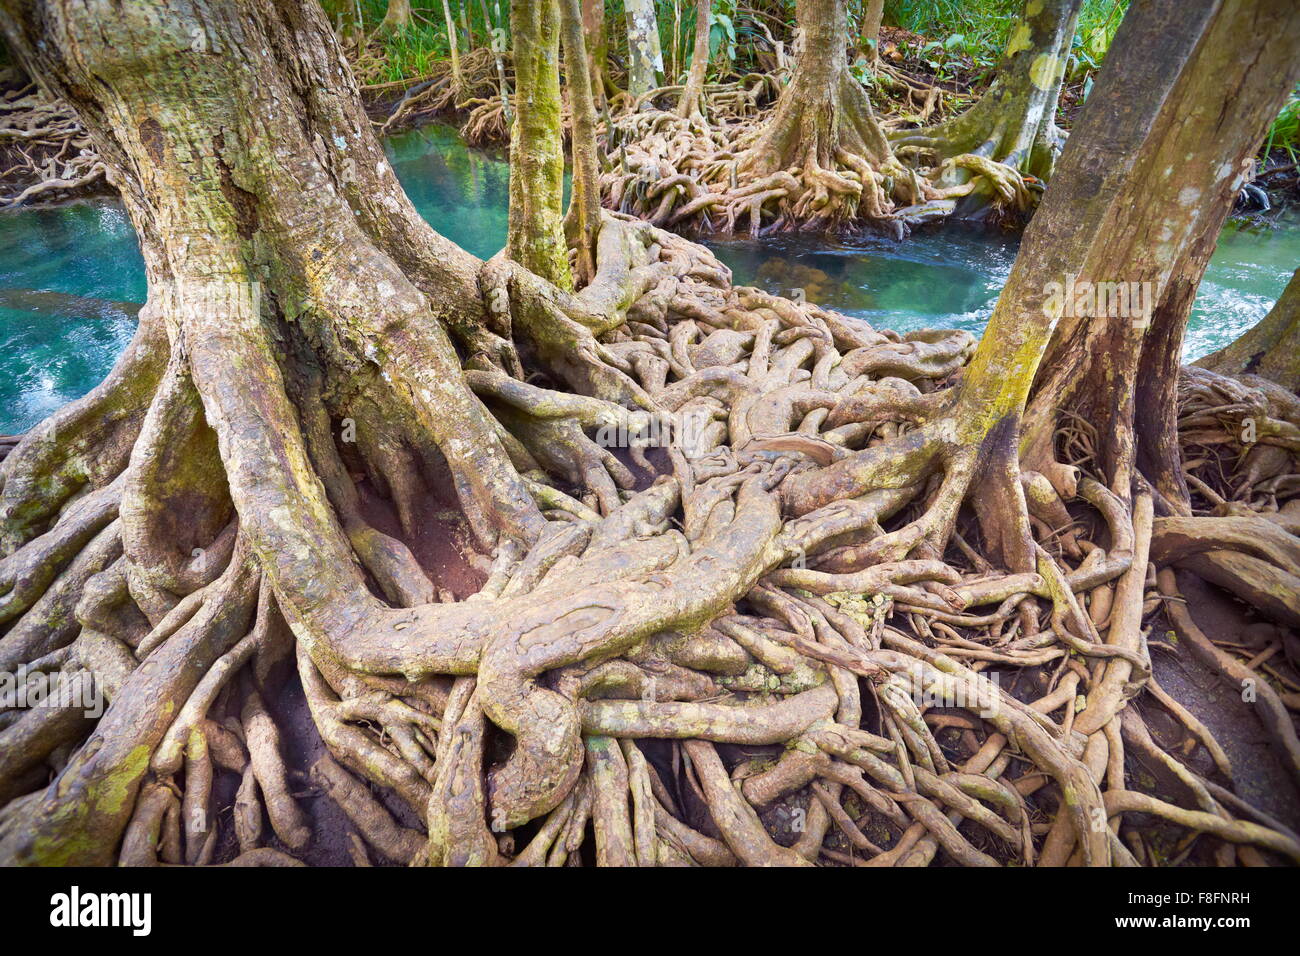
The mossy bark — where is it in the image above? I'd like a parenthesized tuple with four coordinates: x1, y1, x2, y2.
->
(507, 0, 573, 289)
(559, 0, 603, 285)
(891, 0, 1081, 208)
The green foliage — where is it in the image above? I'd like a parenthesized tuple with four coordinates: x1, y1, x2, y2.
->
(1264, 87, 1300, 162)
(380, 22, 455, 82)
(878, 0, 1127, 72)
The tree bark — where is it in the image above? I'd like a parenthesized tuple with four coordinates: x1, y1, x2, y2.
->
(442, 0, 468, 96)
(1026, 0, 1300, 509)
(892, 0, 1081, 201)
(508, 0, 573, 288)
(860, 0, 884, 64)
(737, 0, 898, 227)
(560, 0, 603, 285)
(581, 0, 609, 104)
(381, 0, 412, 33)
(677, 0, 711, 119)
(624, 0, 665, 99)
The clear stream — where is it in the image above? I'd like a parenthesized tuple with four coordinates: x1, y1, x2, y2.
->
(1, 123, 1297, 434)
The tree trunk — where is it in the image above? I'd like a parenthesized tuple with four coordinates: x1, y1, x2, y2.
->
(581, 0, 609, 104)
(1196, 267, 1300, 391)
(559, 0, 603, 285)
(738, 0, 899, 228)
(508, 0, 572, 288)
(1026, 0, 1300, 510)
(677, 0, 711, 119)
(442, 0, 468, 96)
(0, 0, 697, 863)
(860, 0, 884, 64)
(381, 0, 412, 33)
(482, 0, 514, 124)
(892, 0, 1081, 211)
(624, 0, 665, 100)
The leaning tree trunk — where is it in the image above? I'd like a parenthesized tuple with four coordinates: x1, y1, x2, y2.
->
(624, 0, 665, 100)
(559, 0, 604, 285)
(891, 0, 1081, 218)
(1020, 0, 1300, 820)
(1025, 0, 1300, 514)
(676, 0, 711, 119)
(1196, 266, 1300, 391)
(507, 0, 572, 288)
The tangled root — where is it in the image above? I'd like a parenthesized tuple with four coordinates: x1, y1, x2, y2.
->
(0, 77, 104, 207)
(4, 207, 1298, 867)
(600, 97, 1037, 238)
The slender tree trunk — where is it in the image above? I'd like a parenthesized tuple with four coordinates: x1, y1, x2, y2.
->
(677, 0, 711, 119)
(1196, 267, 1300, 391)
(581, 0, 609, 105)
(559, 0, 603, 285)
(442, 0, 467, 95)
(507, 0, 572, 289)
(860, 0, 884, 64)
(482, 0, 514, 124)
(624, 0, 665, 99)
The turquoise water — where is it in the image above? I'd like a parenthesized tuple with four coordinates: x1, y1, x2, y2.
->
(1, 124, 1296, 433)
(707, 213, 1300, 359)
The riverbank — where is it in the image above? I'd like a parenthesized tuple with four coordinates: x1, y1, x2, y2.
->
(3, 122, 1298, 436)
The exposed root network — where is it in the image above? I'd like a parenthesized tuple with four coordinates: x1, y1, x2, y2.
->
(3, 209, 1298, 866)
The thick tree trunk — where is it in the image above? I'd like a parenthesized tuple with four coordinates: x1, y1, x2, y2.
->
(559, 0, 603, 285)
(735, 0, 899, 229)
(1026, 0, 1300, 509)
(1196, 267, 1300, 391)
(507, 0, 572, 288)
(624, 0, 665, 99)
(749, 0, 888, 171)
(381, 0, 413, 33)
(677, 0, 711, 119)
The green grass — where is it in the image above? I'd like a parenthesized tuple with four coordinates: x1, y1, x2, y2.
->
(1264, 88, 1300, 163)
(377, 22, 455, 82)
